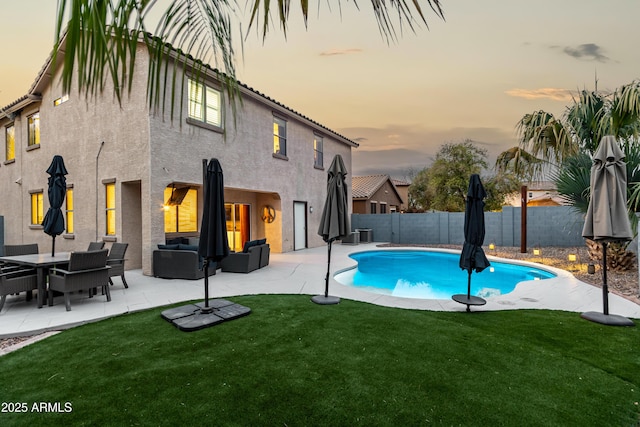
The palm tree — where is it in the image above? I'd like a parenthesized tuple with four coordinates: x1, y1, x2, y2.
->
(54, 0, 445, 109)
(496, 81, 640, 180)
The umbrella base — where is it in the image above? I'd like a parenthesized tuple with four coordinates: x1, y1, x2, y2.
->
(161, 299, 251, 331)
(452, 294, 486, 312)
(580, 311, 635, 327)
(311, 295, 340, 305)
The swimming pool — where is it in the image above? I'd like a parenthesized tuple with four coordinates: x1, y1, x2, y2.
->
(334, 250, 557, 300)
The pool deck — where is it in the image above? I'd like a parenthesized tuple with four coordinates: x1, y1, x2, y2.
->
(1, 242, 639, 340)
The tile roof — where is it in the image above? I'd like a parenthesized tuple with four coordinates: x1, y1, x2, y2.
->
(352, 174, 392, 199)
(0, 34, 359, 148)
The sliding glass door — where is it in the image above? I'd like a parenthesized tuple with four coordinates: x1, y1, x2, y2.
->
(225, 203, 251, 252)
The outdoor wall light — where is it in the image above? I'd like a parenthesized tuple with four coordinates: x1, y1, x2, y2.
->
(309, 206, 313, 213)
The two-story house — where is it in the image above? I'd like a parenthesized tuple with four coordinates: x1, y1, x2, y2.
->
(0, 38, 358, 275)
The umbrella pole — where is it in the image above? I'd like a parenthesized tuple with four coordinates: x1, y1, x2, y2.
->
(602, 242, 609, 315)
(467, 270, 472, 299)
(51, 236, 56, 257)
(325, 241, 332, 298)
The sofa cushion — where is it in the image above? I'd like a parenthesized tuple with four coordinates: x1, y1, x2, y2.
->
(158, 244, 180, 250)
(257, 238, 267, 245)
(178, 244, 199, 252)
(242, 240, 258, 253)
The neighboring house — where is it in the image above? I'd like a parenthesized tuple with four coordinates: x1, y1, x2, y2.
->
(505, 181, 565, 207)
(0, 38, 357, 275)
(352, 175, 403, 214)
(391, 178, 410, 212)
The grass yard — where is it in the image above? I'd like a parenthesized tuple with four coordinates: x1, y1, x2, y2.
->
(1, 295, 639, 426)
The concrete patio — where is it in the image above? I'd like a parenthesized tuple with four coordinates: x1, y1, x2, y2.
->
(1, 242, 639, 340)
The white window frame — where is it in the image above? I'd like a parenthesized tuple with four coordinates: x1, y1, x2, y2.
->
(188, 78, 222, 128)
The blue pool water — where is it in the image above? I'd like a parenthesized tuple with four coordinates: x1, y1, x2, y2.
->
(335, 250, 557, 300)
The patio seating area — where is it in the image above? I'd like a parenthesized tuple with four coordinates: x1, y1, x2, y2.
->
(0, 242, 639, 338)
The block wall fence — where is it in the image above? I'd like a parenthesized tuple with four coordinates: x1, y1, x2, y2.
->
(351, 206, 587, 248)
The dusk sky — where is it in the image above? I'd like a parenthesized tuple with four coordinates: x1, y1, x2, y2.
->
(1, 1, 639, 179)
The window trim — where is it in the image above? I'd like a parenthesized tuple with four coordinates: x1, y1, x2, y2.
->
(27, 112, 40, 147)
(313, 133, 324, 169)
(187, 78, 223, 129)
(29, 189, 44, 227)
(104, 180, 116, 237)
(5, 123, 15, 163)
(273, 115, 288, 158)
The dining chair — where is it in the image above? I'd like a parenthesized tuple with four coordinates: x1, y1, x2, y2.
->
(107, 243, 129, 288)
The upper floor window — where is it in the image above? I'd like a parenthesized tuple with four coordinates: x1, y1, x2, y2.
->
(65, 187, 74, 234)
(273, 116, 287, 157)
(188, 78, 221, 127)
(5, 124, 15, 161)
(30, 191, 44, 225)
(28, 112, 40, 146)
(54, 94, 69, 106)
(380, 203, 387, 214)
(105, 182, 116, 236)
(370, 202, 377, 214)
(314, 134, 323, 168)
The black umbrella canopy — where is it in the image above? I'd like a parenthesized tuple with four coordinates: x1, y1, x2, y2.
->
(198, 158, 229, 262)
(459, 174, 490, 273)
(317, 154, 350, 243)
(42, 155, 68, 256)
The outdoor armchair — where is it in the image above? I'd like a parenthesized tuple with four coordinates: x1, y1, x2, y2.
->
(107, 243, 129, 288)
(48, 249, 110, 311)
(0, 268, 38, 312)
(220, 245, 262, 273)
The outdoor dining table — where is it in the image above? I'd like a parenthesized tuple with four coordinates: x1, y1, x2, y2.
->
(0, 252, 71, 308)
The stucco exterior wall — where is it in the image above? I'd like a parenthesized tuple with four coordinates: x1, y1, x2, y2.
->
(1, 45, 355, 275)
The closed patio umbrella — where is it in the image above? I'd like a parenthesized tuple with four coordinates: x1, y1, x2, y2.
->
(198, 158, 230, 311)
(581, 136, 634, 326)
(42, 155, 68, 256)
(453, 174, 490, 312)
(313, 154, 350, 305)
(161, 158, 250, 331)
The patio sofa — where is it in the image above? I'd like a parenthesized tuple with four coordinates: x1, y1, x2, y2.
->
(220, 239, 270, 273)
(153, 244, 216, 280)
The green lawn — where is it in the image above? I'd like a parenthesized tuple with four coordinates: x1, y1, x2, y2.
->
(1, 295, 639, 426)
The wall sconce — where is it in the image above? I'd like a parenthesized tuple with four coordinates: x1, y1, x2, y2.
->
(309, 206, 313, 213)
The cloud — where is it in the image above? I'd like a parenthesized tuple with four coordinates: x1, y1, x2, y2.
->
(554, 43, 610, 63)
(505, 88, 574, 102)
(319, 48, 363, 56)
(341, 124, 516, 179)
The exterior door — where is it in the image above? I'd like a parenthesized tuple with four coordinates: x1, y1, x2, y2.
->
(293, 201, 307, 250)
(225, 203, 251, 252)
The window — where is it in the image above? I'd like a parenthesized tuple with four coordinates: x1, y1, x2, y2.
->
(28, 112, 40, 146)
(380, 203, 387, 214)
(5, 124, 15, 161)
(188, 78, 221, 127)
(273, 116, 287, 156)
(31, 191, 44, 225)
(65, 188, 74, 234)
(163, 187, 198, 233)
(314, 134, 323, 168)
(53, 94, 69, 106)
(105, 182, 116, 236)
(370, 202, 377, 214)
